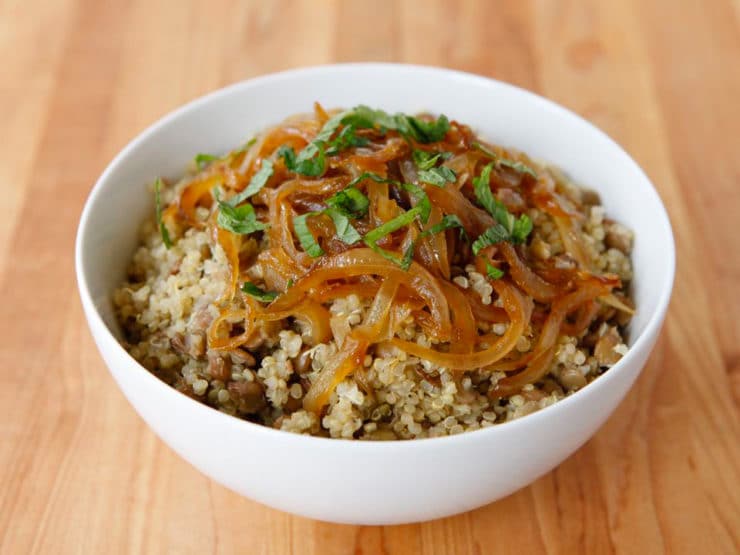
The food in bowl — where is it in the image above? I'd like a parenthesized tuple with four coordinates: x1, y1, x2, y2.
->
(113, 103, 634, 440)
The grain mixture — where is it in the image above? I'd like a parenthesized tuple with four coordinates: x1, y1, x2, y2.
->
(114, 105, 634, 440)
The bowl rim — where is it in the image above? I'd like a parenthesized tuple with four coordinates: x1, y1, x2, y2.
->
(75, 62, 676, 450)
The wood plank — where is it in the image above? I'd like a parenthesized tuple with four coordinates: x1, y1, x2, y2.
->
(0, 0, 738, 553)
(0, 0, 78, 268)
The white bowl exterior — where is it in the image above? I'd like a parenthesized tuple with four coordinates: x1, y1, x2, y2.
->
(76, 64, 674, 524)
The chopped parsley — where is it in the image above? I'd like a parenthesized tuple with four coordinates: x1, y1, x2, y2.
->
(418, 166, 456, 187)
(241, 282, 278, 302)
(343, 106, 450, 143)
(292, 186, 370, 256)
(420, 214, 465, 238)
(279, 106, 451, 178)
(154, 178, 172, 249)
(472, 142, 538, 179)
(293, 211, 325, 257)
(325, 210, 362, 245)
(471, 163, 533, 254)
(325, 125, 369, 155)
(486, 262, 504, 280)
(215, 190, 268, 235)
(278, 144, 326, 177)
(363, 208, 422, 269)
(412, 149, 456, 186)
(325, 186, 370, 218)
(194, 153, 218, 169)
(227, 159, 274, 207)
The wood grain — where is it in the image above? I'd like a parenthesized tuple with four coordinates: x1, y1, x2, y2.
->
(1, 0, 738, 553)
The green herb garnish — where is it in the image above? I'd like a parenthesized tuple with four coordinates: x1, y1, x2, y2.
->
(412, 149, 456, 186)
(471, 163, 533, 253)
(215, 190, 268, 235)
(362, 184, 431, 269)
(485, 262, 504, 280)
(363, 209, 422, 268)
(293, 212, 325, 257)
(471, 224, 510, 254)
(472, 142, 538, 178)
(325, 210, 362, 245)
(292, 186, 370, 256)
(241, 282, 278, 302)
(278, 110, 356, 177)
(342, 106, 450, 143)
(279, 106, 450, 178)
(401, 182, 431, 224)
(194, 153, 219, 169)
(412, 149, 442, 170)
(278, 145, 326, 177)
(420, 214, 465, 238)
(402, 215, 465, 270)
(418, 166, 456, 187)
(325, 186, 370, 218)
(326, 125, 369, 155)
(227, 159, 274, 207)
(154, 177, 172, 249)
(347, 172, 394, 188)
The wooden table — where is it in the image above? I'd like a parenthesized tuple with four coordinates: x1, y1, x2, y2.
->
(2, 1, 738, 552)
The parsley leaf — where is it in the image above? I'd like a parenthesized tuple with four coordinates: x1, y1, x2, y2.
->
(194, 153, 218, 169)
(362, 183, 431, 269)
(292, 186, 369, 254)
(347, 172, 394, 188)
(363, 208, 421, 267)
(325, 209, 362, 245)
(412, 149, 456, 186)
(471, 224, 510, 254)
(511, 214, 533, 243)
(485, 263, 504, 280)
(227, 159, 274, 207)
(325, 125, 369, 155)
(472, 162, 532, 250)
(314, 111, 347, 143)
(154, 178, 172, 249)
(400, 241, 417, 271)
(293, 212, 325, 257)
(420, 214, 464, 238)
(418, 166, 456, 187)
(342, 106, 450, 143)
(364, 210, 420, 246)
(278, 145, 326, 177)
(215, 190, 267, 235)
(472, 142, 538, 178)
(401, 182, 431, 224)
(279, 111, 356, 176)
(473, 163, 512, 229)
(325, 186, 369, 218)
(406, 114, 450, 143)
(241, 282, 278, 302)
(412, 149, 450, 170)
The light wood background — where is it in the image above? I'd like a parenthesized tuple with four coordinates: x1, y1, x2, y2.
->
(1, 0, 738, 553)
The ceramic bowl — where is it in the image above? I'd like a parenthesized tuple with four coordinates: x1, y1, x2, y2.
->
(76, 63, 675, 524)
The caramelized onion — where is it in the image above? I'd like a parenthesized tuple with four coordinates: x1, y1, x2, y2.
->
(390, 280, 532, 370)
(155, 106, 635, 419)
(491, 275, 619, 395)
(303, 275, 401, 411)
(269, 249, 452, 341)
(499, 242, 561, 302)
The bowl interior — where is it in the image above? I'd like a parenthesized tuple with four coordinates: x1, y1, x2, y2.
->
(78, 63, 674, 380)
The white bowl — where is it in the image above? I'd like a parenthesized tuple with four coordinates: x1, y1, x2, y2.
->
(76, 63, 675, 525)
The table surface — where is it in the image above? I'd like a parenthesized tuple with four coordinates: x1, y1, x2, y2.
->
(2, 0, 739, 553)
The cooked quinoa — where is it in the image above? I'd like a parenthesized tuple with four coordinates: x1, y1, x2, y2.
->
(114, 105, 634, 440)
